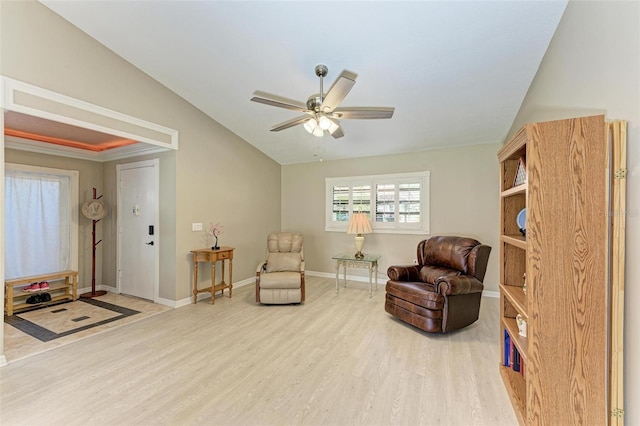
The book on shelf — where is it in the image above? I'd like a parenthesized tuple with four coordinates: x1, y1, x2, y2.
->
(513, 346, 521, 373)
(509, 339, 517, 372)
(504, 329, 511, 366)
(505, 328, 524, 374)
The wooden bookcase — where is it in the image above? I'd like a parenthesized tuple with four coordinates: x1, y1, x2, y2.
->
(497, 115, 608, 425)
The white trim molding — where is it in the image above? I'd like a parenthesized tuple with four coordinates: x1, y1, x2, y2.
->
(1, 76, 179, 161)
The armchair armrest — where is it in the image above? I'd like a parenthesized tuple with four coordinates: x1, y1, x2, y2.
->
(256, 260, 304, 274)
(387, 265, 421, 282)
(435, 275, 483, 296)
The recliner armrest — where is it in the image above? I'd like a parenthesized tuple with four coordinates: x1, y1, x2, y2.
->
(436, 275, 483, 296)
(387, 265, 421, 282)
(257, 260, 304, 274)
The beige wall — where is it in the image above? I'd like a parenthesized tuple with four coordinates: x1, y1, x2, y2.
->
(1, 1, 282, 306)
(282, 143, 501, 292)
(509, 1, 640, 421)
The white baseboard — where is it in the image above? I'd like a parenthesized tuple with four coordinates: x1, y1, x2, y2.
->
(77, 285, 116, 295)
(85, 275, 499, 309)
(307, 270, 499, 298)
(306, 270, 388, 283)
(174, 276, 255, 308)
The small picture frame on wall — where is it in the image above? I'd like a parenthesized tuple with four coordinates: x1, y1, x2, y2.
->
(513, 156, 527, 186)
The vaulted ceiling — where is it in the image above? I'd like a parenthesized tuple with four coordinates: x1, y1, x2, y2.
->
(29, 1, 567, 164)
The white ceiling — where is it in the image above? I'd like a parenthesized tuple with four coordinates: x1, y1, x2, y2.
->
(40, 1, 567, 165)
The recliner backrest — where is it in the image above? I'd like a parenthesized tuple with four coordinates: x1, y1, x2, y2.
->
(265, 232, 304, 273)
(267, 232, 303, 256)
(417, 236, 489, 281)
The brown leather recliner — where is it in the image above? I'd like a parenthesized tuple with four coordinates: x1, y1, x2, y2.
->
(385, 236, 491, 333)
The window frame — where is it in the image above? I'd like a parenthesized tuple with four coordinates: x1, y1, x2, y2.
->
(325, 171, 430, 235)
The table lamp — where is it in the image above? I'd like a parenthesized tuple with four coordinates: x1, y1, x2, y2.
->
(347, 213, 373, 259)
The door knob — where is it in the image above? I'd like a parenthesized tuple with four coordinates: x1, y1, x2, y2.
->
(146, 241, 154, 246)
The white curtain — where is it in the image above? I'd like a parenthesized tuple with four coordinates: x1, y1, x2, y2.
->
(4, 168, 71, 279)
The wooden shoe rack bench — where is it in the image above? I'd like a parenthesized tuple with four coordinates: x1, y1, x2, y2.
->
(4, 270, 78, 316)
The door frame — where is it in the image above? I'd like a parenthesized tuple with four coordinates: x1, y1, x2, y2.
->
(116, 159, 160, 302)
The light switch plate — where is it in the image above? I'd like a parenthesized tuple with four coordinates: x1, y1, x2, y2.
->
(192, 223, 203, 231)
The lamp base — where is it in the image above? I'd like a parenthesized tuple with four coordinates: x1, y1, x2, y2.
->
(353, 235, 366, 260)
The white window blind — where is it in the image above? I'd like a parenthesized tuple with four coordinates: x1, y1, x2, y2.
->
(326, 171, 430, 234)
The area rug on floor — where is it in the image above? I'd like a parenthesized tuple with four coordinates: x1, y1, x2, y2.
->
(3, 293, 171, 362)
(5, 298, 140, 342)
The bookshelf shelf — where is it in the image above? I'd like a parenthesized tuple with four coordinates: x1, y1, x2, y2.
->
(500, 284, 527, 319)
(499, 366, 526, 425)
(500, 235, 526, 250)
(501, 182, 527, 198)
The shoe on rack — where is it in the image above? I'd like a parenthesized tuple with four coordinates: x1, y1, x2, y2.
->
(26, 294, 43, 304)
(40, 293, 52, 302)
(39, 281, 50, 291)
(23, 283, 41, 292)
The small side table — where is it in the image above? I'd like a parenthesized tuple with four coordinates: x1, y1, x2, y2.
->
(332, 253, 381, 298)
(191, 247, 234, 304)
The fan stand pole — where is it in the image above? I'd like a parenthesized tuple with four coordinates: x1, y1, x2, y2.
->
(81, 188, 107, 298)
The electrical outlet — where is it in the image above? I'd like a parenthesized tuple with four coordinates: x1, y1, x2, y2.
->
(412, 259, 418, 265)
(192, 222, 203, 231)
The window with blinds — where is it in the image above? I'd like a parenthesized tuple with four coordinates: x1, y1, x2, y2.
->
(326, 172, 430, 234)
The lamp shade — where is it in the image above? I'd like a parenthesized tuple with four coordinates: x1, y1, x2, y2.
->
(347, 213, 372, 235)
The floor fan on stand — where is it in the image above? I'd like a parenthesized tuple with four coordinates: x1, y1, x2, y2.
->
(80, 187, 107, 298)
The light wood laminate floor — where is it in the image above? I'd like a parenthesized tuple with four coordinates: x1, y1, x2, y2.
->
(0, 276, 517, 425)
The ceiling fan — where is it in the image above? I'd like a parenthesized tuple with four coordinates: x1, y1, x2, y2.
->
(250, 64, 394, 139)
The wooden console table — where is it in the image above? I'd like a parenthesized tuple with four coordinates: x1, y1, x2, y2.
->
(4, 270, 78, 316)
(191, 247, 234, 304)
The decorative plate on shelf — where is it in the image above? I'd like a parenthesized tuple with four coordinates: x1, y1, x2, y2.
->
(516, 208, 526, 236)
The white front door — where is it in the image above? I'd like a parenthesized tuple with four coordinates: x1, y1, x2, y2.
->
(117, 159, 159, 301)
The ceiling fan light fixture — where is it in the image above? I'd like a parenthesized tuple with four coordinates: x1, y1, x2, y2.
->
(328, 120, 340, 135)
(312, 126, 324, 137)
(318, 114, 332, 130)
(303, 118, 317, 133)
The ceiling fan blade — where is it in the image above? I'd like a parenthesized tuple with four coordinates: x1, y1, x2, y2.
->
(330, 122, 345, 139)
(251, 91, 308, 112)
(270, 114, 311, 132)
(332, 107, 395, 119)
(320, 70, 357, 112)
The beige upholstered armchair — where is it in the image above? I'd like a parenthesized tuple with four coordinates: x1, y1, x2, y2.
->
(256, 232, 305, 304)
